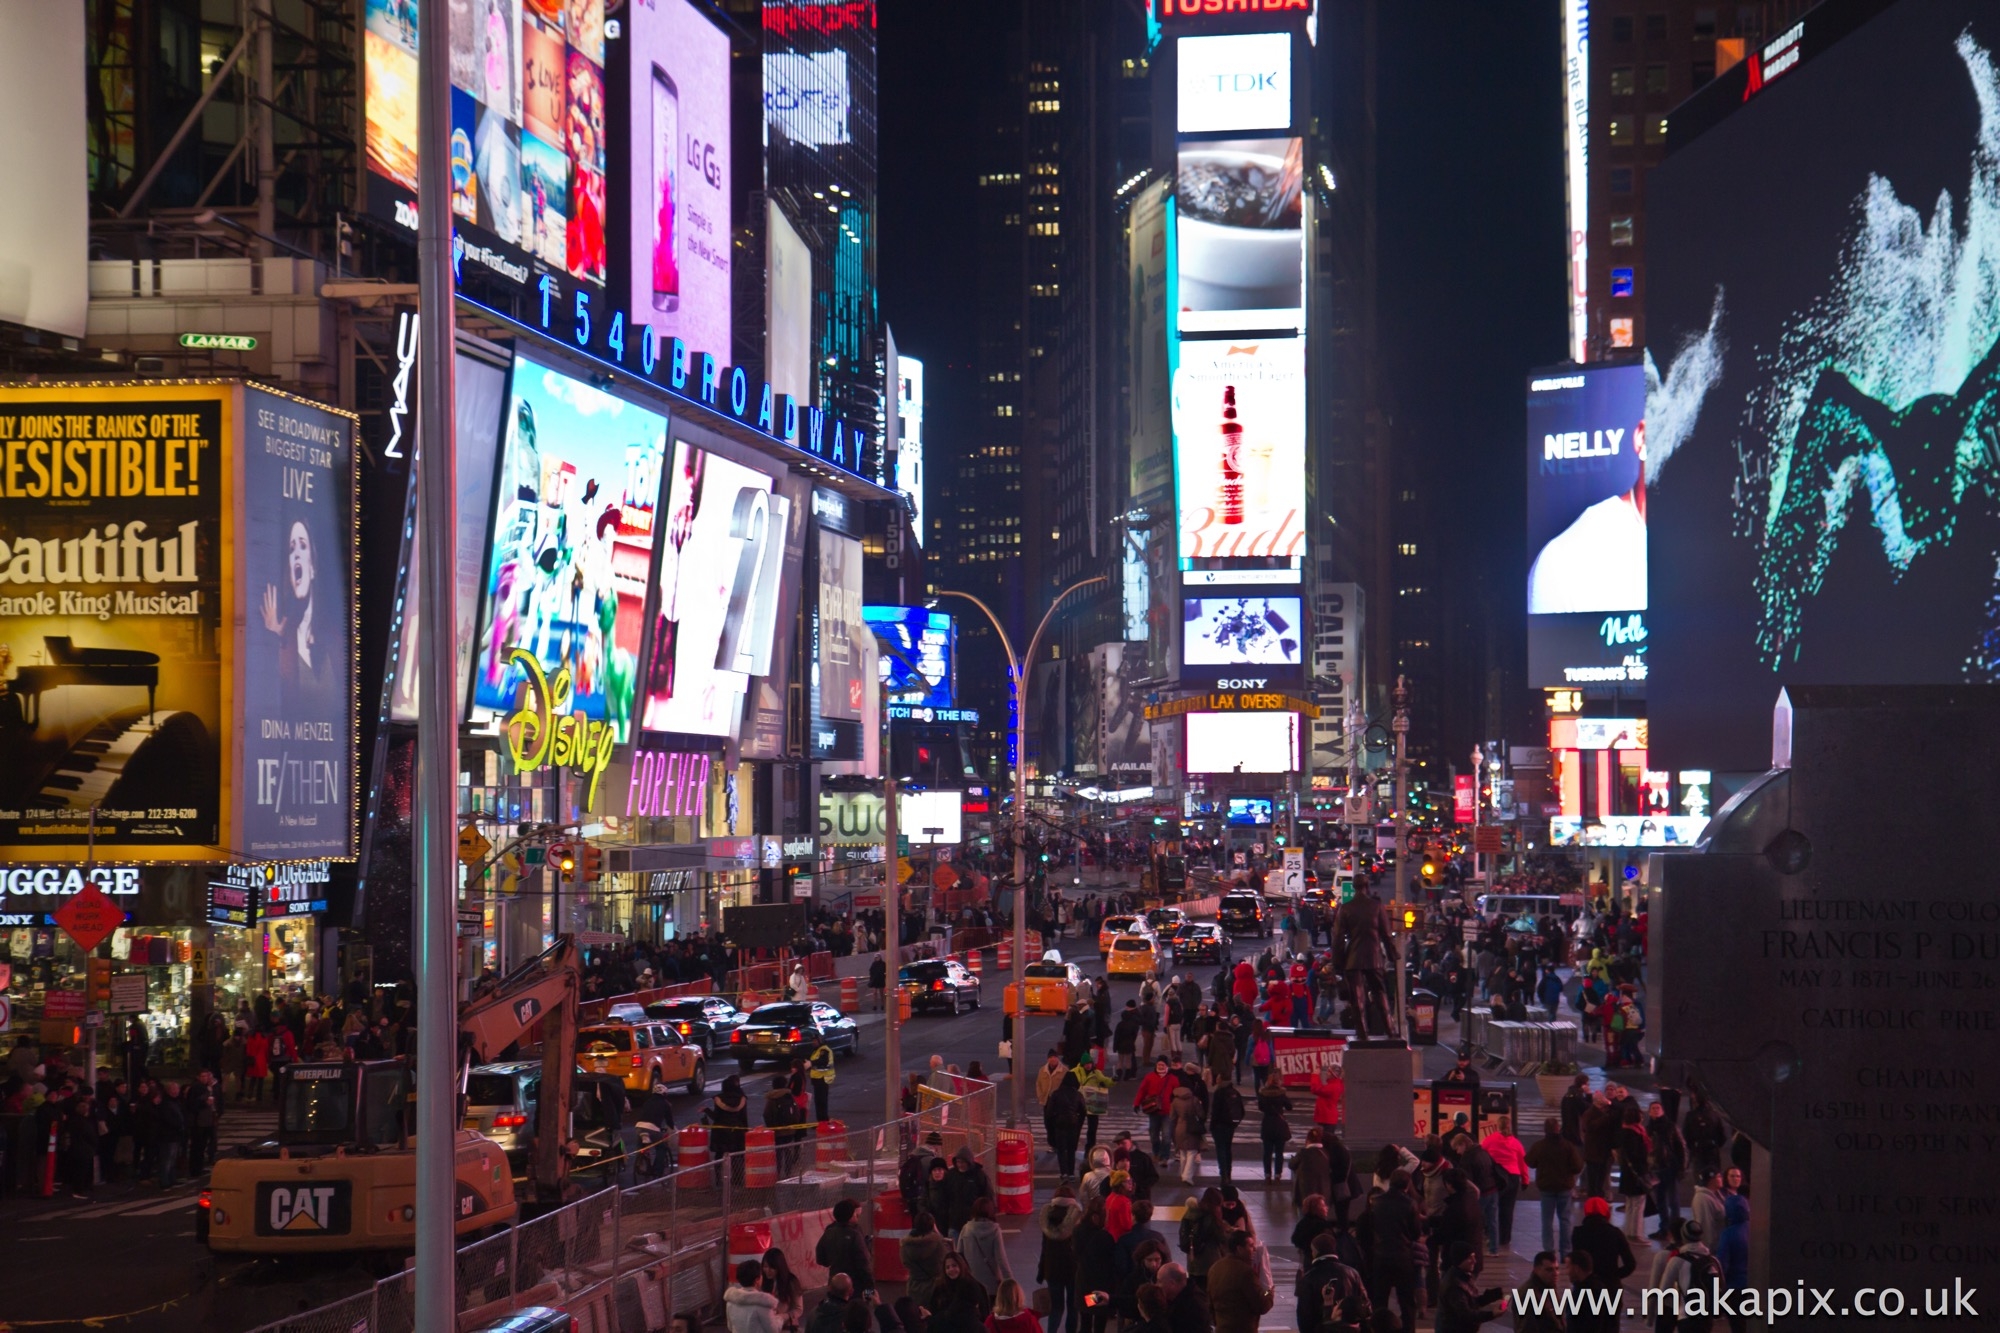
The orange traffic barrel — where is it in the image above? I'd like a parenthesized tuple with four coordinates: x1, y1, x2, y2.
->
(744, 1127, 778, 1189)
(817, 1120, 847, 1168)
(996, 1134, 1033, 1214)
(677, 1123, 710, 1168)
(840, 976, 859, 1010)
(728, 1221, 771, 1273)
(968, 949, 983, 974)
(897, 985, 913, 1021)
(873, 1190, 911, 1280)
(997, 936, 1012, 970)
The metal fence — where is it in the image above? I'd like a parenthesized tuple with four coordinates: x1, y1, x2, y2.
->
(242, 1080, 999, 1333)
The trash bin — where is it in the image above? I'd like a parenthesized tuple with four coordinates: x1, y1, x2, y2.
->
(1407, 988, 1441, 1046)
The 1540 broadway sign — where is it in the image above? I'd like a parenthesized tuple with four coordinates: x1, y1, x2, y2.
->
(0, 383, 359, 862)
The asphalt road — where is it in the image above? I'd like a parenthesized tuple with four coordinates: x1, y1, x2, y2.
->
(0, 898, 1237, 1332)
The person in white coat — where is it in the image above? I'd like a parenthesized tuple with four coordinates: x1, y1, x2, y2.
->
(727, 1261, 783, 1333)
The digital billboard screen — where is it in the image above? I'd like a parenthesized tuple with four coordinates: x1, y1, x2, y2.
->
(1183, 594, 1303, 669)
(363, 0, 608, 290)
(1225, 796, 1273, 826)
(626, 0, 733, 366)
(642, 440, 788, 739)
(1646, 1, 2000, 772)
(472, 354, 665, 743)
(863, 605, 953, 709)
(811, 527, 867, 760)
(1525, 363, 1650, 687)
(1175, 137, 1304, 332)
(1184, 710, 1298, 774)
(1177, 32, 1292, 136)
(1171, 334, 1305, 565)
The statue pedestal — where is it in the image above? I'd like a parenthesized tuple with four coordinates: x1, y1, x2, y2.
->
(1342, 1041, 1415, 1153)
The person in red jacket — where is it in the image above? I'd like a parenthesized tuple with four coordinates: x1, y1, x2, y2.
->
(1261, 979, 1291, 1029)
(1134, 1059, 1177, 1160)
(1309, 1064, 1344, 1142)
(1231, 961, 1258, 1008)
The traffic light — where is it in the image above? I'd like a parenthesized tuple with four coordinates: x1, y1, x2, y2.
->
(88, 957, 113, 1003)
(551, 842, 576, 875)
(1400, 904, 1426, 932)
(1419, 858, 1437, 884)
(580, 843, 603, 882)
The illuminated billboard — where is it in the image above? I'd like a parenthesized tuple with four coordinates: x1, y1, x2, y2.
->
(901, 789, 962, 845)
(1182, 594, 1303, 669)
(627, 0, 733, 365)
(1562, 0, 1589, 363)
(1177, 32, 1292, 135)
(765, 51, 851, 146)
(1525, 363, 1650, 688)
(766, 200, 814, 406)
(642, 441, 788, 739)
(1185, 709, 1298, 774)
(1127, 178, 1173, 507)
(864, 606, 953, 709)
(894, 356, 924, 544)
(1175, 137, 1303, 331)
(1646, 2, 2000, 771)
(811, 527, 867, 761)
(1171, 334, 1305, 564)
(0, 383, 358, 862)
(472, 354, 666, 744)
(363, 0, 608, 290)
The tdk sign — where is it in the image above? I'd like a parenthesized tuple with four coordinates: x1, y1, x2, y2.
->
(1177, 32, 1293, 135)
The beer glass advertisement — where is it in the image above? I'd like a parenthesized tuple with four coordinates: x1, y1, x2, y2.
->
(626, 0, 733, 363)
(472, 354, 666, 743)
(238, 387, 359, 859)
(0, 385, 227, 858)
(1170, 334, 1305, 565)
(641, 440, 786, 739)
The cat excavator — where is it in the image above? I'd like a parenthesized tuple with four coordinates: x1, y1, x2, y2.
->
(200, 937, 581, 1255)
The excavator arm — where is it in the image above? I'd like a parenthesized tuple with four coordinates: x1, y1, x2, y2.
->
(459, 936, 579, 1200)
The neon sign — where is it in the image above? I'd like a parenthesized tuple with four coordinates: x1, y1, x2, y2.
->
(500, 647, 617, 807)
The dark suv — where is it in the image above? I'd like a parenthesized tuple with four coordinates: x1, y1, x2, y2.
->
(900, 958, 982, 1015)
(1218, 892, 1268, 937)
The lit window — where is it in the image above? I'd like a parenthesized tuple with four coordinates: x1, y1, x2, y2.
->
(1608, 67, 1635, 96)
(1397, 543, 1417, 556)
(1607, 117, 1634, 145)
(1031, 221, 1060, 236)
(1029, 99, 1061, 114)
(1609, 318, 1635, 348)
(1609, 216, 1635, 246)
(1645, 116, 1668, 144)
(1611, 267, 1635, 298)
(995, 404, 1015, 417)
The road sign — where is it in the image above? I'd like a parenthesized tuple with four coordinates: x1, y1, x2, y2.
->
(110, 973, 148, 1014)
(43, 988, 85, 1019)
(896, 857, 916, 885)
(84, 1009, 105, 1029)
(0, 996, 10, 1032)
(55, 883, 124, 953)
(1473, 826, 1504, 855)
(458, 824, 493, 867)
(1281, 849, 1304, 895)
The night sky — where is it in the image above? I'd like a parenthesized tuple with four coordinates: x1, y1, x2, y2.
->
(877, 2, 1566, 752)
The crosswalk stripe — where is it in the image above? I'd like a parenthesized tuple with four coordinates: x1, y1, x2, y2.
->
(126, 1196, 203, 1216)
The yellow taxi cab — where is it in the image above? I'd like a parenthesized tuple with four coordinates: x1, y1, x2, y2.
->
(576, 1018, 708, 1096)
(1105, 933, 1161, 978)
(1004, 955, 1087, 1014)
(1099, 914, 1149, 959)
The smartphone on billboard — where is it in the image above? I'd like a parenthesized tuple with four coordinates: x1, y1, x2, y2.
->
(651, 64, 680, 313)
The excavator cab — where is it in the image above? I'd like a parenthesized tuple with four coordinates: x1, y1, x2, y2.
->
(274, 1060, 412, 1150)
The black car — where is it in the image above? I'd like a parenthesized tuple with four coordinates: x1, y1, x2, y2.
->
(900, 958, 983, 1015)
(1173, 921, 1232, 964)
(728, 1001, 861, 1068)
(644, 996, 748, 1056)
(1218, 892, 1269, 936)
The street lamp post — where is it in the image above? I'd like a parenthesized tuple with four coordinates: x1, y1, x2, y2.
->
(933, 575, 1106, 1131)
(1391, 675, 1411, 1036)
